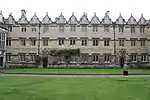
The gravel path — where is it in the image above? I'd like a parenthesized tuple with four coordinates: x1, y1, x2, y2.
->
(1, 74, 150, 78)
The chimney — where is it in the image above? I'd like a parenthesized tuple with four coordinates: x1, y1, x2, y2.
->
(106, 11, 110, 17)
(0, 10, 4, 23)
(21, 9, 26, 16)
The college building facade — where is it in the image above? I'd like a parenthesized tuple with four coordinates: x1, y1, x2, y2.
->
(1, 10, 150, 67)
(0, 11, 7, 67)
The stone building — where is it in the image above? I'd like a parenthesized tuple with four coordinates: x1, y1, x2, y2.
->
(0, 11, 7, 68)
(3, 10, 150, 67)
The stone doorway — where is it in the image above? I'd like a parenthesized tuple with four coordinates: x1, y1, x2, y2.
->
(42, 57, 48, 68)
(0, 57, 3, 67)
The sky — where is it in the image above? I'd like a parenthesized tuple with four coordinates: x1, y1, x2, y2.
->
(0, 0, 149, 22)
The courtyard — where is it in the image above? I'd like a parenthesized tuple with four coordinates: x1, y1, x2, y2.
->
(3, 68, 150, 75)
(0, 76, 150, 100)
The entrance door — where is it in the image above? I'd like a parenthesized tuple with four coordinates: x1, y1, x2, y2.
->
(42, 57, 48, 68)
(119, 57, 125, 68)
(0, 57, 3, 67)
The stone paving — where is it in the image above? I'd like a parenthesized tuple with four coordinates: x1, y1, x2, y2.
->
(1, 74, 150, 78)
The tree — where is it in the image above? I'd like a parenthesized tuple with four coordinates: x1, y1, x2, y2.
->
(49, 49, 80, 66)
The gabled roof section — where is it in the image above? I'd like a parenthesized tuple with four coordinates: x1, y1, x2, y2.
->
(56, 12, 67, 24)
(79, 12, 89, 25)
(68, 12, 78, 24)
(101, 11, 112, 25)
(30, 12, 40, 25)
(127, 14, 137, 25)
(18, 10, 28, 25)
(42, 12, 52, 24)
(90, 12, 100, 25)
(116, 13, 126, 25)
(5, 13, 16, 25)
(138, 14, 147, 25)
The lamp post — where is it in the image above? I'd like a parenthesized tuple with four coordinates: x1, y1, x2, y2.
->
(112, 22, 116, 67)
(36, 23, 41, 66)
(38, 23, 41, 56)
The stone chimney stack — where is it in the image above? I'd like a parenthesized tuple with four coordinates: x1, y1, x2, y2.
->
(21, 9, 26, 16)
(0, 10, 4, 23)
(106, 11, 110, 17)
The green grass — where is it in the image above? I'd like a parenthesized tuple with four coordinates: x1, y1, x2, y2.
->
(0, 76, 150, 100)
(3, 68, 150, 75)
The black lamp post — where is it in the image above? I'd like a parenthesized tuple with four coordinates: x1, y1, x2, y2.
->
(36, 23, 41, 66)
(38, 23, 41, 56)
(112, 22, 116, 67)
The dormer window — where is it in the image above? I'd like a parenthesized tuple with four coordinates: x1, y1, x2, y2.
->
(70, 25, 76, 32)
(140, 26, 145, 33)
(8, 26, 12, 32)
(130, 26, 135, 33)
(43, 25, 49, 33)
(119, 26, 124, 32)
(32, 27, 36, 32)
(93, 25, 98, 32)
(59, 24, 65, 32)
(21, 26, 26, 32)
(81, 25, 87, 32)
(104, 25, 109, 32)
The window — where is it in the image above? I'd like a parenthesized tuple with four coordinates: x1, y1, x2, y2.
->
(131, 54, 137, 62)
(20, 38, 26, 46)
(81, 54, 88, 63)
(104, 26, 109, 32)
(43, 38, 48, 46)
(30, 39, 36, 46)
(8, 26, 12, 32)
(93, 39, 99, 46)
(6, 53, 11, 62)
(104, 54, 111, 62)
(119, 39, 124, 47)
(70, 39, 76, 46)
(130, 26, 135, 33)
(29, 53, 36, 61)
(59, 24, 64, 32)
(21, 26, 26, 32)
(104, 39, 109, 46)
(81, 39, 87, 46)
(32, 27, 36, 32)
(19, 54, 26, 62)
(131, 39, 136, 46)
(93, 54, 99, 62)
(0, 40, 1, 49)
(119, 26, 124, 32)
(43, 25, 49, 33)
(6, 38, 11, 46)
(141, 54, 147, 62)
(93, 25, 98, 32)
(58, 39, 64, 46)
(81, 25, 87, 32)
(140, 26, 145, 33)
(140, 39, 146, 47)
(70, 25, 76, 32)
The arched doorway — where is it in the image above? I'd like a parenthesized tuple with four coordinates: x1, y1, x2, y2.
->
(41, 48, 49, 68)
(42, 57, 48, 68)
(0, 57, 3, 67)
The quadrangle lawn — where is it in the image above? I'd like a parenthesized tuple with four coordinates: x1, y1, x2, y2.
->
(3, 68, 150, 75)
(0, 76, 150, 100)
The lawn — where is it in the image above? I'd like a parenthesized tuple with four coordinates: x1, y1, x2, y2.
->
(0, 76, 150, 100)
(3, 68, 150, 75)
